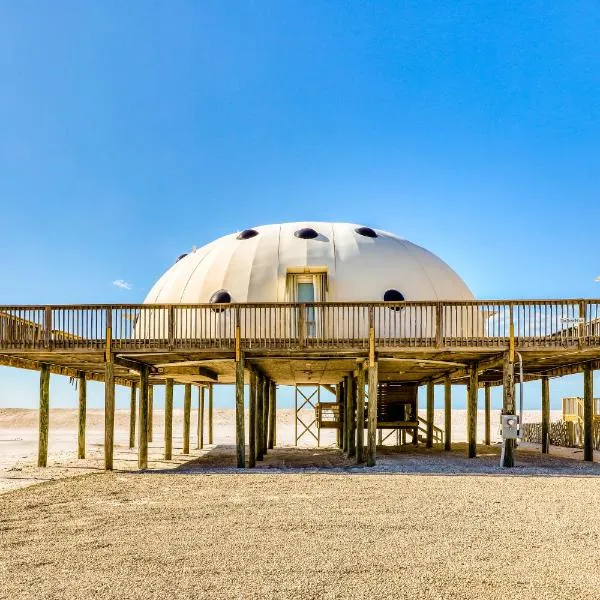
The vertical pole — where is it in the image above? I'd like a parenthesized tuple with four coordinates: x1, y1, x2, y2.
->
(77, 371, 86, 459)
(348, 377, 356, 458)
(356, 363, 365, 464)
(257, 374, 264, 460)
(164, 378, 173, 460)
(38, 364, 50, 468)
(249, 370, 257, 468)
(484, 382, 491, 446)
(444, 375, 451, 451)
(341, 380, 347, 453)
(336, 383, 343, 448)
(467, 365, 478, 458)
(104, 359, 115, 470)
(197, 386, 205, 450)
(148, 384, 154, 443)
(344, 376, 351, 455)
(183, 383, 191, 454)
(268, 380, 276, 449)
(426, 379, 434, 448)
(262, 377, 269, 455)
(541, 375, 550, 454)
(138, 366, 149, 470)
(501, 351, 515, 467)
(129, 382, 136, 449)
(367, 361, 378, 467)
(583, 364, 594, 462)
(235, 355, 245, 468)
(208, 383, 214, 445)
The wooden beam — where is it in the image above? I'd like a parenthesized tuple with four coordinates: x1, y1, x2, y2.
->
(197, 386, 204, 450)
(541, 376, 549, 454)
(583, 365, 594, 462)
(501, 352, 515, 467)
(138, 365, 149, 470)
(148, 385, 154, 443)
(78, 371, 86, 459)
(467, 365, 478, 458)
(208, 383, 214, 445)
(105, 358, 115, 470)
(235, 354, 245, 468)
(336, 383, 342, 448)
(129, 382, 136, 449)
(183, 383, 191, 454)
(367, 361, 378, 467)
(347, 376, 356, 458)
(356, 363, 366, 464)
(262, 377, 269, 455)
(113, 355, 158, 374)
(249, 369, 257, 468)
(341, 379, 347, 453)
(444, 375, 451, 451)
(484, 382, 491, 446)
(156, 365, 218, 380)
(426, 380, 434, 448)
(268, 380, 276, 449)
(256, 373, 264, 461)
(164, 379, 173, 460)
(38, 364, 50, 468)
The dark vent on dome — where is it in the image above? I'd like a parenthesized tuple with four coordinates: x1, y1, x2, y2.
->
(237, 229, 259, 240)
(355, 226, 377, 238)
(209, 289, 231, 312)
(383, 289, 405, 310)
(176, 253, 188, 262)
(294, 227, 319, 239)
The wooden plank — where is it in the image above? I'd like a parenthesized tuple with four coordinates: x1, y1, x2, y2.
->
(367, 361, 378, 467)
(262, 376, 269, 455)
(235, 354, 245, 468)
(348, 376, 356, 458)
(268, 380, 276, 449)
(249, 370, 257, 468)
(208, 383, 214, 444)
(164, 379, 173, 460)
(78, 371, 86, 459)
(444, 375, 451, 451)
(138, 365, 149, 470)
(541, 376, 549, 454)
(104, 358, 115, 470)
(183, 383, 191, 454)
(583, 364, 594, 462)
(501, 352, 515, 467)
(256, 373, 264, 461)
(148, 384, 154, 443)
(467, 365, 478, 458)
(129, 382, 136, 449)
(426, 380, 434, 448)
(484, 382, 491, 446)
(197, 385, 204, 450)
(356, 363, 365, 464)
(38, 364, 50, 467)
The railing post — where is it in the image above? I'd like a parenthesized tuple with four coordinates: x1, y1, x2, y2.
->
(168, 305, 175, 349)
(44, 306, 52, 349)
(579, 300, 587, 348)
(435, 303, 443, 347)
(298, 304, 306, 347)
(105, 308, 113, 362)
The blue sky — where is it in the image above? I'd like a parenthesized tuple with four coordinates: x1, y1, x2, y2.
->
(1, 2, 599, 411)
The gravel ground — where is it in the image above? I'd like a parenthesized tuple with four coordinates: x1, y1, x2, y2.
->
(2, 445, 600, 600)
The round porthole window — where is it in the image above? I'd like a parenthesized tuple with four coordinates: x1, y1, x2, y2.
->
(294, 227, 319, 239)
(175, 253, 188, 262)
(355, 226, 378, 238)
(237, 229, 259, 240)
(209, 289, 232, 312)
(383, 289, 405, 310)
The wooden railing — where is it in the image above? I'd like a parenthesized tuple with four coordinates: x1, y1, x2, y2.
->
(562, 397, 600, 424)
(2, 299, 600, 351)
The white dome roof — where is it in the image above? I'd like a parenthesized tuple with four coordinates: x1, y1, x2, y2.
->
(144, 222, 474, 304)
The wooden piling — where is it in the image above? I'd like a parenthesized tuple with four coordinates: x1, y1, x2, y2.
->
(129, 382, 136, 449)
(484, 382, 491, 446)
(348, 377, 356, 457)
(444, 375, 451, 451)
(208, 383, 214, 444)
(262, 377, 269, 455)
(583, 364, 594, 462)
(426, 379, 434, 448)
(467, 365, 478, 458)
(356, 363, 365, 464)
(197, 386, 205, 450)
(249, 370, 257, 468)
(164, 378, 173, 460)
(77, 371, 86, 459)
(138, 366, 149, 470)
(541, 375, 550, 454)
(38, 364, 50, 468)
(256, 374, 264, 461)
(235, 354, 245, 468)
(183, 383, 191, 454)
(148, 385, 154, 443)
(336, 383, 343, 448)
(501, 352, 515, 467)
(341, 380, 348, 453)
(268, 380, 276, 449)
(367, 361, 378, 467)
(104, 359, 115, 470)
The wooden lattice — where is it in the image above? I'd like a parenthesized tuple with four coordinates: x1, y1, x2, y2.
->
(522, 420, 600, 450)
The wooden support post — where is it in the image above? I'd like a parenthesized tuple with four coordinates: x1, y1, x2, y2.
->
(148, 385, 154, 443)
(268, 380, 276, 449)
(344, 376, 351, 455)
(356, 363, 365, 464)
(467, 365, 478, 458)
(104, 359, 115, 470)
(129, 382, 136, 449)
(256, 374, 264, 461)
(38, 364, 50, 467)
(583, 364, 594, 462)
(501, 352, 515, 467)
(426, 379, 434, 448)
(197, 386, 205, 450)
(484, 382, 491, 446)
(77, 371, 86, 459)
(138, 366, 149, 470)
(541, 375, 550, 454)
(341, 380, 348, 453)
(336, 383, 343, 448)
(444, 375, 451, 451)
(367, 361, 378, 467)
(262, 377, 269, 455)
(249, 370, 257, 468)
(235, 354, 245, 468)
(208, 383, 214, 444)
(183, 383, 191, 454)
(164, 379, 173, 460)
(348, 377, 356, 458)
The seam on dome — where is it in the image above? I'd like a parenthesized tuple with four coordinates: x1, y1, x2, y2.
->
(180, 245, 218, 302)
(395, 237, 439, 300)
